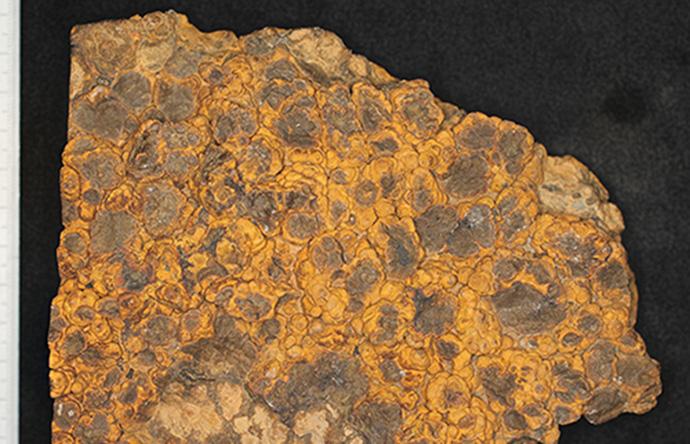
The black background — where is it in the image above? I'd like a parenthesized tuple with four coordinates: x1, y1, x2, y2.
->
(21, 1, 690, 443)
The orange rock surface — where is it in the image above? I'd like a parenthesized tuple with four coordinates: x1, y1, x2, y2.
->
(49, 11, 661, 443)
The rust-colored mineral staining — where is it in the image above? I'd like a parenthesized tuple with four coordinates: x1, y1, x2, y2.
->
(50, 11, 661, 443)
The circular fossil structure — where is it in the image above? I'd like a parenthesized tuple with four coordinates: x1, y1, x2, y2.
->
(50, 11, 661, 444)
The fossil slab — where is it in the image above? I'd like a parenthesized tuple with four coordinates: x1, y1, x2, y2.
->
(49, 10, 661, 444)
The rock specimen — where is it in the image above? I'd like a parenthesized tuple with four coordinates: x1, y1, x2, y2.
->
(49, 10, 661, 444)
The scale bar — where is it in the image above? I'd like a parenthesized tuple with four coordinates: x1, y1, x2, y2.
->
(0, 0, 18, 442)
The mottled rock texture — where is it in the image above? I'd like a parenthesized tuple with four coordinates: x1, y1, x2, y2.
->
(50, 10, 661, 443)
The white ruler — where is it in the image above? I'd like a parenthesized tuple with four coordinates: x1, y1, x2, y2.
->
(0, 0, 18, 442)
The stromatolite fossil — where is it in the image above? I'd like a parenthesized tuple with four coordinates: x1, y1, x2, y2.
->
(49, 11, 661, 443)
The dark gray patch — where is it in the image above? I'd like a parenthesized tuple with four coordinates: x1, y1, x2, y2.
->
(436, 340, 459, 360)
(597, 261, 629, 289)
(214, 108, 257, 143)
(479, 366, 517, 406)
(48, 312, 66, 343)
(504, 410, 528, 430)
(497, 195, 518, 215)
(400, 90, 440, 137)
(501, 212, 527, 240)
(284, 189, 310, 210)
(447, 204, 495, 258)
(74, 306, 95, 322)
(241, 191, 279, 232)
(121, 262, 152, 291)
(553, 363, 590, 400)
(113, 72, 151, 109)
(374, 305, 399, 344)
(357, 95, 391, 132)
(412, 290, 456, 335)
(351, 401, 402, 444)
(554, 406, 577, 425)
(268, 256, 288, 282)
(330, 200, 346, 221)
(311, 236, 344, 271)
(414, 205, 457, 252)
(331, 168, 348, 184)
(213, 313, 238, 339)
(235, 293, 271, 321)
(242, 142, 274, 177)
(457, 119, 497, 151)
(157, 82, 195, 122)
(490, 282, 566, 336)
(195, 259, 228, 283)
(463, 205, 497, 248)
(135, 350, 157, 369)
(103, 368, 121, 389)
(384, 225, 419, 278)
(80, 347, 103, 369)
(442, 154, 489, 199)
(82, 188, 101, 205)
(90, 211, 138, 254)
(442, 386, 467, 408)
(84, 390, 111, 412)
(297, 59, 330, 87)
(164, 47, 200, 78)
(379, 175, 397, 198)
(285, 213, 320, 240)
(561, 332, 582, 346)
(179, 318, 257, 384)
(62, 232, 86, 254)
(163, 151, 198, 178)
(69, 137, 96, 155)
(119, 383, 138, 404)
(202, 227, 226, 255)
(379, 358, 403, 382)
(275, 104, 320, 147)
(412, 187, 432, 212)
(62, 331, 86, 359)
(372, 137, 399, 152)
(243, 31, 276, 56)
(526, 262, 551, 285)
(181, 309, 201, 332)
(96, 298, 120, 319)
(615, 354, 658, 388)
(439, 102, 467, 129)
(265, 59, 297, 81)
(493, 257, 523, 281)
(143, 315, 176, 346)
(198, 144, 232, 183)
(584, 386, 628, 425)
(212, 287, 235, 307)
(577, 313, 602, 336)
(80, 152, 122, 190)
(141, 182, 182, 237)
(141, 107, 166, 121)
(346, 260, 381, 310)
(558, 233, 597, 277)
(585, 340, 617, 383)
(259, 318, 281, 341)
(127, 124, 163, 178)
(354, 180, 378, 207)
(53, 399, 81, 430)
(263, 352, 368, 425)
(324, 104, 360, 135)
(73, 97, 128, 140)
(74, 413, 109, 443)
(497, 127, 528, 174)
(259, 81, 295, 109)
